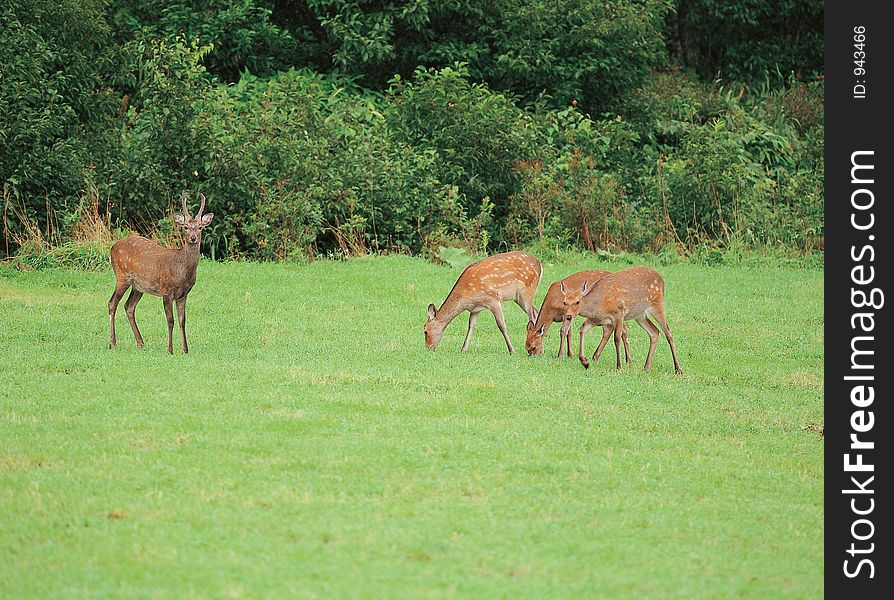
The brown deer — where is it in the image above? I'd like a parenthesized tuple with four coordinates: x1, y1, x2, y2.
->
(108, 193, 214, 354)
(525, 270, 630, 361)
(561, 266, 682, 374)
(425, 251, 541, 354)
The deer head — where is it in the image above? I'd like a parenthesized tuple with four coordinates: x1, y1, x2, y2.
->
(424, 303, 446, 349)
(525, 320, 547, 356)
(559, 280, 590, 323)
(173, 193, 214, 245)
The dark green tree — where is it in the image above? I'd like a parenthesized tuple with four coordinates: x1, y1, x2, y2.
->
(109, 0, 295, 80)
(1, 0, 118, 230)
(665, 0, 823, 83)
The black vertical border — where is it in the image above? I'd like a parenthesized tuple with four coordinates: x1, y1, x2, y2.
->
(825, 1, 893, 596)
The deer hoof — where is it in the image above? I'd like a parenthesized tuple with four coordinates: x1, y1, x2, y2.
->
(675, 368, 683, 375)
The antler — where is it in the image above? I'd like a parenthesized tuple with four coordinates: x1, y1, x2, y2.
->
(181, 192, 191, 219)
(196, 193, 206, 219)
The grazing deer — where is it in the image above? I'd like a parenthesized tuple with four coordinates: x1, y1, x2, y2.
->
(425, 251, 541, 354)
(525, 270, 630, 361)
(562, 266, 682, 374)
(108, 193, 214, 354)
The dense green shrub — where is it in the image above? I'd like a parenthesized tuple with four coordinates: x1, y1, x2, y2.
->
(202, 69, 460, 259)
(665, 0, 823, 84)
(507, 151, 632, 252)
(99, 38, 213, 230)
(0, 0, 118, 238)
(386, 65, 545, 221)
(486, 0, 669, 114)
(1, 2, 824, 261)
(105, 66, 462, 259)
(109, 0, 295, 81)
(270, 1, 668, 115)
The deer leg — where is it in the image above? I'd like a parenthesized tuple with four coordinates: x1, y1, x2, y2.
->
(622, 322, 632, 364)
(592, 325, 613, 362)
(613, 319, 625, 370)
(489, 302, 515, 355)
(163, 297, 175, 355)
(176, 296, 188, 354)
(519, 289, 538, 323)
(556, 321, 567, 359)
(635, 317, 660, 372)
(566, 320, 576, 358)
(461, 310, 480, 352)
(124, 289, 145, 348)
(653, 308, 683, 375)
(577, 320, 596, 369)
(558, 320, 571, 359)
(108, 282, 128, 349)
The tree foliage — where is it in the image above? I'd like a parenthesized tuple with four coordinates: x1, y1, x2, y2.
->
(1, 0, 824, 259)
(665, 0, 823, 83)
(1, 0, 117, 225)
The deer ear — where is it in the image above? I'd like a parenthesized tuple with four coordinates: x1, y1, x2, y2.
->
(427, 304, 437, 321)
(173, 214, 187, 226)
(200, 212, 214, 226)
(559, 281, 566, 294)
(537, 324, 546, 336)
(584, 280, 597, 296)
(527, 320, 535, 332)
(582, 281, 590, 295)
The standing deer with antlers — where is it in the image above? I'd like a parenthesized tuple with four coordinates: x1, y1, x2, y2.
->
(425, 251, 541, 354)
(560, 266, 682, 373)
(108, 193, 214, 354)
(525, 270, 630, 361)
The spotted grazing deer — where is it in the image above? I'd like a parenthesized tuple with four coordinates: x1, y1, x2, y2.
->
(108, 193, 214, 354)
(562, 266, 682, 373)
(425, 251, 541, 354)
(525, 270, 630, 361)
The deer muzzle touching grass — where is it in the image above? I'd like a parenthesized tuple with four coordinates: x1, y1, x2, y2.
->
(108, 193, 214, 354)
(562, 266, 682, 374)
(524, 270, 630, 362)
(425, 251, 541, 354)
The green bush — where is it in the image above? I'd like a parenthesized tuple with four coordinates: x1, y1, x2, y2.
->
(386, 64, 545, 223)
(1, 3, 824, 262)
(487, 0, 669, 114)
(276, 0, 669, 115)
(122, 67, 459, 259)
(109, 0, 295, 81)
(0, 0, 118, 239)
(507, 150, 633, 252)
(624, 71, 824, 251)
(98, 37, 213, 232)
(665, 0, 823, 85)
(655, 113, 820, 249)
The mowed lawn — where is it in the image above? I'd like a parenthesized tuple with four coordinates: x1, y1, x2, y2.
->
(0, 254, 823, 598)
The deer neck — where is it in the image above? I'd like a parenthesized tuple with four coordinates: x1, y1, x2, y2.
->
(436, 293, 466, 326)
(577, 289, 604, 321)
(175, 239, 201, 276)
(532, 301, 558, 334)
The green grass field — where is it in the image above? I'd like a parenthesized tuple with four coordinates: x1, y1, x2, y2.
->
(0, 254, 823, 598)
